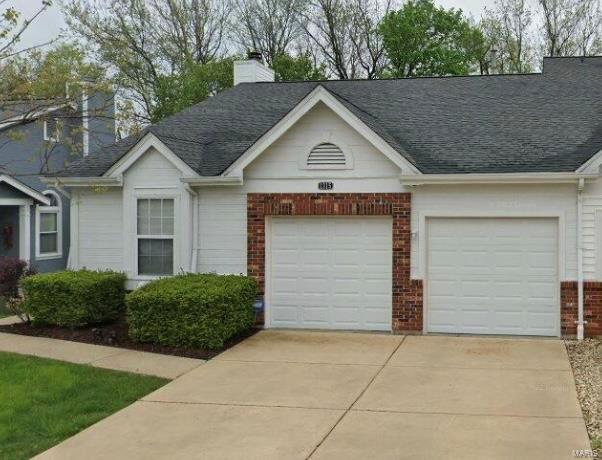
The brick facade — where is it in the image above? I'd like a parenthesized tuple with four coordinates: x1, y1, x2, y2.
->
(561, 281, 602, 337)
(247, 193, 423, 333)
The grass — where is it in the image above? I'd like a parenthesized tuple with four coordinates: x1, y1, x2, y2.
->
(0, 352, 167, 459)
(593, 437, 601, 450)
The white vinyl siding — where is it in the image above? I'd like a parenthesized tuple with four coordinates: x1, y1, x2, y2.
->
(73, 189, 124, 270)
(267, 217, 392, 331)
(427, 218, 559, 336)
(197, 187, 247, 274)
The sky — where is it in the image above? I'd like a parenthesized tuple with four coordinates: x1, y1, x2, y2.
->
(10, 0, 497, 52)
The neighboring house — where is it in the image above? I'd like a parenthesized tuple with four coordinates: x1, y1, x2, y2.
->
(0, 87, 115, 272)
(52, 56, 602, 339)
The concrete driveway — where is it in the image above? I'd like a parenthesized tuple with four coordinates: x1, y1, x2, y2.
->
(37, 332, 591, 459)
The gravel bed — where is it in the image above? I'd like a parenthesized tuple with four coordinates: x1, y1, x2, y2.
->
(566, 339, 602, 446)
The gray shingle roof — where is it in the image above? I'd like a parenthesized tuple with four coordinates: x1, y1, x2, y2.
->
(61, 56, 602, 177)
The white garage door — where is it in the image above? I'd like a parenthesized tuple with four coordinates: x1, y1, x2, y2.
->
(427, 218, 559, 336)
(268, 217, 392, 330)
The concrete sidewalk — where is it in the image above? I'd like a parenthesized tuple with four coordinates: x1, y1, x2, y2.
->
(0, 332, 203, 379)
(35, 331, 591, 460)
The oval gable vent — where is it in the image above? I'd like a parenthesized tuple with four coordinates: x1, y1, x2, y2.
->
(307, 143, 346, 167)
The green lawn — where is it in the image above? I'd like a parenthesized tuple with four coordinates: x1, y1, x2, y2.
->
(593, 437, 601, 450)
(0, 352, 167, 460)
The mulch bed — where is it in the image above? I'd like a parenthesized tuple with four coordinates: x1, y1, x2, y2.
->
(0, 315, 259, 360)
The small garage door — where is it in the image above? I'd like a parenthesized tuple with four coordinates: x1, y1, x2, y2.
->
(427, 218, 559, 336)
(268, 217, 392, 330)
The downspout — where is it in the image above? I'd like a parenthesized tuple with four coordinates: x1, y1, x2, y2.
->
(577, 178, 585, 340)
(184, 184, 199, 273)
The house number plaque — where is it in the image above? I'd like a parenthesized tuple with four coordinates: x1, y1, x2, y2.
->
(318, 181, 334, 191)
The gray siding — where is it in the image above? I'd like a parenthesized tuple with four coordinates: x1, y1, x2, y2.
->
(0, 89, 115, 271)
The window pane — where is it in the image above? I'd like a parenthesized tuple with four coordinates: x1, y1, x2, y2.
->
(137, 200, 150, 234)
(150, 199, 162, 218)
(137, 199, 174, 236)
(40, 213, 57, 232)
(40, 233, 58, 253)
(149, 217, 162, 235)
(138, 238, 173, 275)
(162, 199, 174, 218)
(162, 217, 174, 235)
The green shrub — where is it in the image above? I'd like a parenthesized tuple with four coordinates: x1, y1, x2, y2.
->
(21, 270, 126, 327)
(126, 274, 257, 349)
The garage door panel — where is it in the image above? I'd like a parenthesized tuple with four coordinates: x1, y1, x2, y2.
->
(427, 218, 559, 337)
(269, 217, 392, 331)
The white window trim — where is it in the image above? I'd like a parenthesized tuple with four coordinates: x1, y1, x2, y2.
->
(134, 194, 179, 279)
(43, 118, 60, 143)
(35, 190, 62, 260)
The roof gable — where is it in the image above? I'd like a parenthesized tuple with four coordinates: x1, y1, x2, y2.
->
(0, 174, 51, 204)
(104, 132, 198, 178)
(224, 85, 420, 176)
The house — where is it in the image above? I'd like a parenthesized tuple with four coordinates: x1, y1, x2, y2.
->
(0, 86, 115, 271)
(50, 56, 602, 339)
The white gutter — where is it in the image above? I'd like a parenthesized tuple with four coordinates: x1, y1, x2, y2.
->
(181, 175, 243, 186)
(184, 184, 199, 273)
(42, 176, 123, 187)
(400, 173, 599, 185)
(577, 178, 586, 340)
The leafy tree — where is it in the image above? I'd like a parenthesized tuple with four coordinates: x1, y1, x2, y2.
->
(63, 0, 232, 123)
(299, 0, 390, 79)
(233, 0, 306, 65)
(0, 43, 105, 100)
(272, 52, 326, 81)
(379, 0, 486, 77)
(0, 0, 53, 60)
(0, 43, 112, 174)
(537, 0, 601, 56)
(151, 59, 234, 122)
(481, 0, 535, 74)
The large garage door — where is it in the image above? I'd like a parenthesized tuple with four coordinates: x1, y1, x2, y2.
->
(268, 217, 392, 330)
(427, 218, 559, 336)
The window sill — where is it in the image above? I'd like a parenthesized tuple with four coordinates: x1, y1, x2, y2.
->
(36, 253, 63, 261)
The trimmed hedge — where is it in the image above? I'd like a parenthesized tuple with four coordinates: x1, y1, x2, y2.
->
(126, 274, 257, 349)
(21, 270, 126, 327)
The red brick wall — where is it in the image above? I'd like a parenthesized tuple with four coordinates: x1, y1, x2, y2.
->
(560, 281, 602, 337)
(247, 193, 422, 333)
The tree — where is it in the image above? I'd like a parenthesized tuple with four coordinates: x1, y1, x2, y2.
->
(379, 0, 487, 77)
(272, 52, 326, 80)
(152, 58, 234, 122)
(0, 43, 113, 174)
(0, 0, 53, 60)
(233, 0, 306, 65)
(481, 0, 535, 74)
(537, 0, 602, 56)
(0, 43, 104, 101)
(63, 0, 232, 123)
(299, 0, 389, 79)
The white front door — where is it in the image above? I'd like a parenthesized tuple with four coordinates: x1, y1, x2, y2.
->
(268, 217, 392, 331)
(427, 218, 559, 336)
